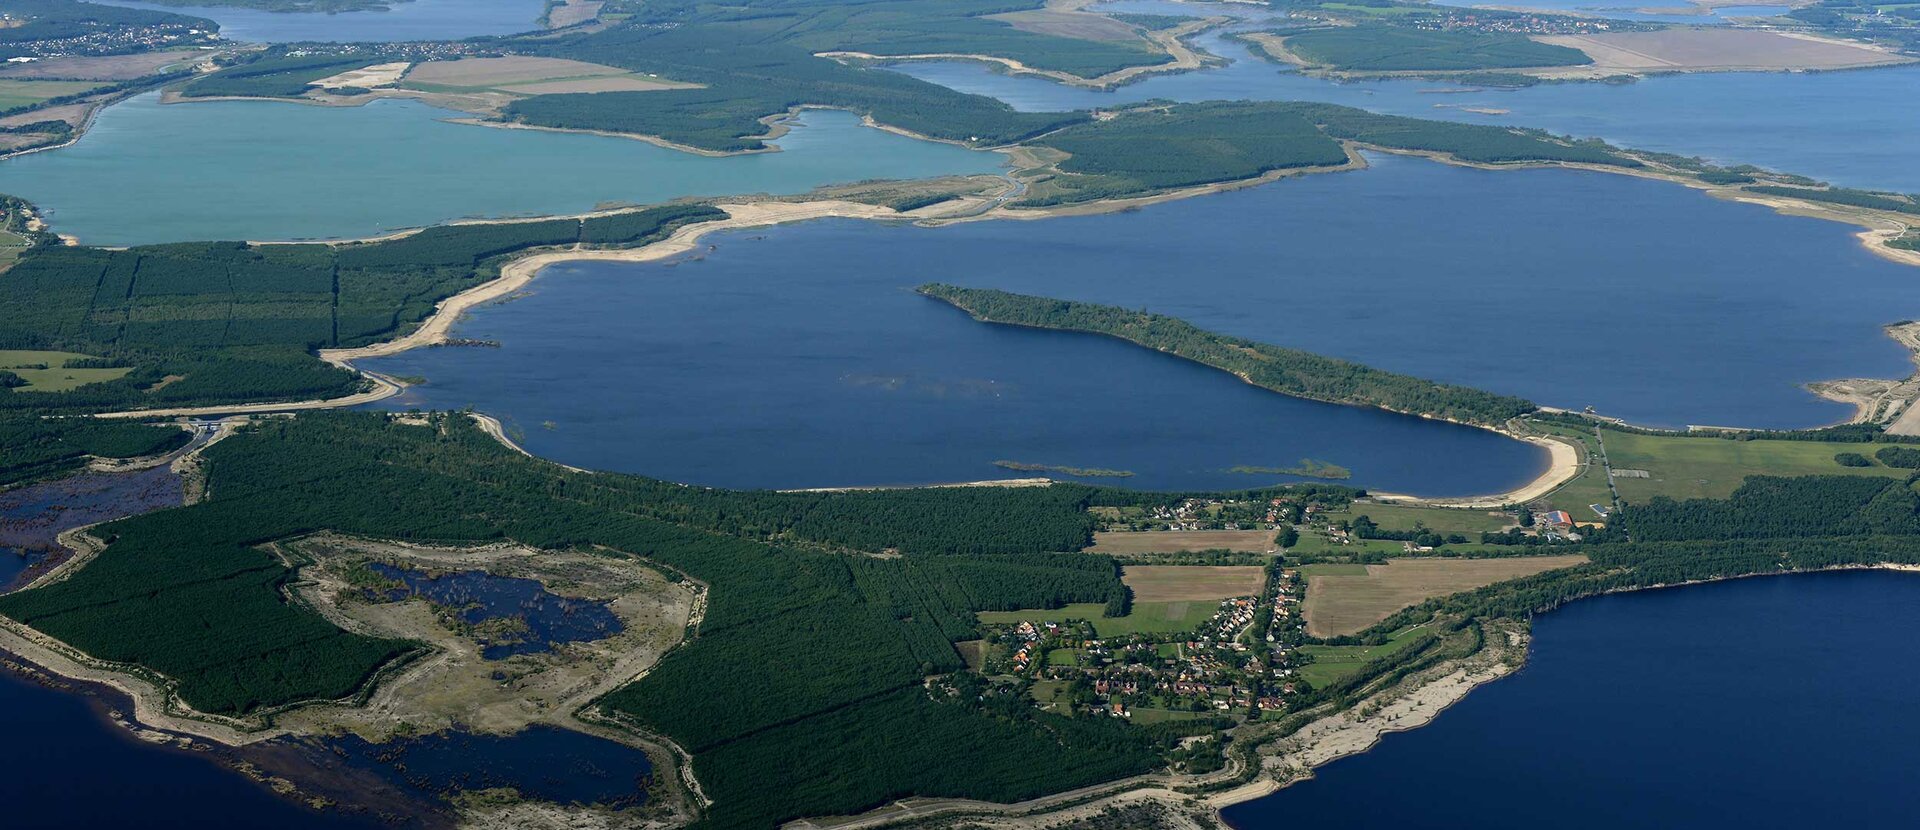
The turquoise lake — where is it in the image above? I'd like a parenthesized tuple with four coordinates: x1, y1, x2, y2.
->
(93, 0, 549, 42)
(892, 30, 1920, 192)
(0, 94, 1004, 245)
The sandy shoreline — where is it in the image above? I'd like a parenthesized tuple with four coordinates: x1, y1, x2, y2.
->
(1370, 430, 1582, 509)
(816, 14, 1222, 90)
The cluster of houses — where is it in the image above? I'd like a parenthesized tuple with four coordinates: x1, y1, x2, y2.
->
(979, 569, 1310, 720)
(1414, 10, 1628, 37)
(1108, 496, 1300, 533)
(0, 19, 218, 60)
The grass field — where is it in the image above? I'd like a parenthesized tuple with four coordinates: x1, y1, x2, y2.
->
(0, 80, 104, 111)
(0, 350, 130, 392)
(1121, 566, 1265, 602)
(1326, 503, 1514, 536)
(1531, 423, 1616, 517)
(1300, 563, 1367, 577)
(403, 57, 694, 96)
(978, 600, 1218, 638)
(1297, 625, 1428, 688)
(1302, 555, 1589, 637)
(0, 226, 27, 268)
(1089, 529, 1275, 554)
(1286, 531, 1404, 556)
(1602, 428, 1907, 502)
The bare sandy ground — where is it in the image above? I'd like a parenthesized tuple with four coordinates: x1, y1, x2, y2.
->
(310, 61, 410, 90)
(817, 13, 1222, 89)
(1533, 29, 1915, 77)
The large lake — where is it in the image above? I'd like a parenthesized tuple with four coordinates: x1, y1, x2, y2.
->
(1225, 569, 1920, 828)
(0, 94, 1003, 245)
(891, 30, 1920, 192)
(362, 154, 1920, 488)
(93, 0, 548, 43)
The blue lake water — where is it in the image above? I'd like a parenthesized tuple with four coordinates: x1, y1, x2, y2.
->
(366, 563, 623, 659)
(364, 153, 1920, 469)
(891, 31, 1920, 192)
(327, 725, 653, 807)
(93, 0, 548, 43)
(0, 668, 393, 830)
(0, 94, 1004, 245)
(1225, 569, 1920, 829)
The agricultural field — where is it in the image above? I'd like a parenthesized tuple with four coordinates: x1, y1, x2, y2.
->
(1302, 555, 1589, 637)
(1121, 565, 1266, 602)
(0, 80, 105, 110)
(0, 350, 131, 392)
(1601, 428, 1908, 502)
(402, 56, 696, 96)
(1296, 625, 1430, 688)
(0, 50, 202, 81)
(1090, 529, 1274, 554)
(1534, 29, 1913, 75)
(987, 8, 1146, 42)
(978, 599, 1218, 637)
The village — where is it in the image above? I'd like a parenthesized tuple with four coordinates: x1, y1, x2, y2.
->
(975, 562, 1308, 723)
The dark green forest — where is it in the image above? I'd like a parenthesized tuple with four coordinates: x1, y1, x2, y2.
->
(1280, 26, 1592, 72)
(0, 412, 1162, 828)
(0, 414, 189, 485)
(919, 284, 1537, 426)
(0, 205, 724, 412)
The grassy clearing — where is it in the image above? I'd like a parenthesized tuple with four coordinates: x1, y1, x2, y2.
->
(1530, 423, 1616, 517)
(1327, 503, 1513, 536)
(0, 349, 130, 392)
(1602, 428, 1907, 502)
(1090, 530, 1274, 554)
(0, 80, 104, 110)
(1122, 566, 1266, 602)
(402, 57, 692, 96)
(978, 600, 1218, 638)
(1302, 555, 1589, 637)
(1297, 625, 1428, 688)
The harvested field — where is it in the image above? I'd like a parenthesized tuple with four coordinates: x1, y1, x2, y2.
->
(546, 0, 603, 28)
(0, 102, 93, 129)
(1303, 555, 1588, 637)
(0, 50, 201, 81)
(1089, 529, 1275, 554)
(1534, 29, 1913, 75)
(1122, 565, 1266, 602)
(505, 75, 692, 94)
(988, 9, 1143, 42)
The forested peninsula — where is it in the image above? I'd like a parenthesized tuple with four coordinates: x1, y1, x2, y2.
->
(918, 284, 1538, 428)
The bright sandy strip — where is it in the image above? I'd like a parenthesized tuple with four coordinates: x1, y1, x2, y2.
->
(816, 14, 1218, 89)
(1370, 431, 1580, 509)
(87, 201, 906, 421)
(310, 62, 411, 90)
